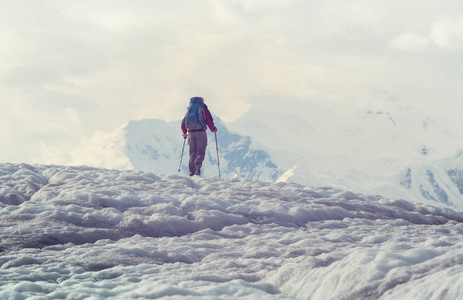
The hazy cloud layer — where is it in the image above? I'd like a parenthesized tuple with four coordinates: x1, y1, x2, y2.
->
(1, 0, 463, 164)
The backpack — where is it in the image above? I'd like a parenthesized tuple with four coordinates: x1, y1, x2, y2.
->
(185, 97, 206, 130)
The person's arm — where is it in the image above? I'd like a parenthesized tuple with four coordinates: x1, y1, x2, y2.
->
(203, 105, 216, 132)
(181, 118, 188, 137)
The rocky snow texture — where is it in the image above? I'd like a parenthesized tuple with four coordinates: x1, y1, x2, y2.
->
(397, 151, 463, 210)
(2, 163, 463, 299)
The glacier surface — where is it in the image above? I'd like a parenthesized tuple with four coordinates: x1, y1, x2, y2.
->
(2, 163, 463, 299)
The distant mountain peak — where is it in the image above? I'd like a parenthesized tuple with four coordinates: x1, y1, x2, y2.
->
(102, 118, 283, 181)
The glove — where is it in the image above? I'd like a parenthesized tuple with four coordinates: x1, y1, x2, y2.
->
(182, 133, 188, 139)
(211, 126, 217, 133)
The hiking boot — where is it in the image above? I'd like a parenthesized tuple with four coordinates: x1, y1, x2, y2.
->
(194, 165, 201, 176)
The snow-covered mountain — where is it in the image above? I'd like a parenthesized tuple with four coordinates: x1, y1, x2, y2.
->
(101, 118, 282, 181)
(92, 95, 463, 210)
(397, 151, 463, 209)
(226, 96, 463, 209)
(2, 163, 463, 299)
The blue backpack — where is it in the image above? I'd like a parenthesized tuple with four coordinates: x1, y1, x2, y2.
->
(185, 97, 206, 130)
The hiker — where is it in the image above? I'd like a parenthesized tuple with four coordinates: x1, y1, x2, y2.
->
(181, 97, 217, 176)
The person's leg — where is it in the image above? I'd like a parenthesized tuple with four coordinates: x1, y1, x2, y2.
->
(194, 131, 208, 175)
(188, 133, 197, 176)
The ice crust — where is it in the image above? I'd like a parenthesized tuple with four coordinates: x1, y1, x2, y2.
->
(1, 163, 463, 299)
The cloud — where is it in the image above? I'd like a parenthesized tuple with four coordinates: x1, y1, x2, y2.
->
(390, 18, 463, 52)
(1, 0, 463, 165)
(389, 33, 431, 52)
(431, 18, 463, 50)
(39, 129, 132, 170)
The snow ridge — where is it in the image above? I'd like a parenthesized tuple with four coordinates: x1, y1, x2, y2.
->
(1, 163, 463, 299)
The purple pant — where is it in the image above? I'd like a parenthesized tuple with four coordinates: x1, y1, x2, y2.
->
(188, 131, 207, 174)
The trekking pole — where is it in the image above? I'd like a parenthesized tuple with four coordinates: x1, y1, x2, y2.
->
(214, 131, 221, 177)
(178, 138, 186, 173)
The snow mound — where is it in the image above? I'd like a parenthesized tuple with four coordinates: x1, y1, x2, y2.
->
(1, 163, 463, 299)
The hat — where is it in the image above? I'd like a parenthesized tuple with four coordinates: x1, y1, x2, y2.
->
(190, 97, 204, 103)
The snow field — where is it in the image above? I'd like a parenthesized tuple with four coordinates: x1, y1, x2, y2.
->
(1, 163, 463, 299)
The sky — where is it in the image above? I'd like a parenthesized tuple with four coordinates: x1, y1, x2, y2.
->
(1, 0, 463, 165)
